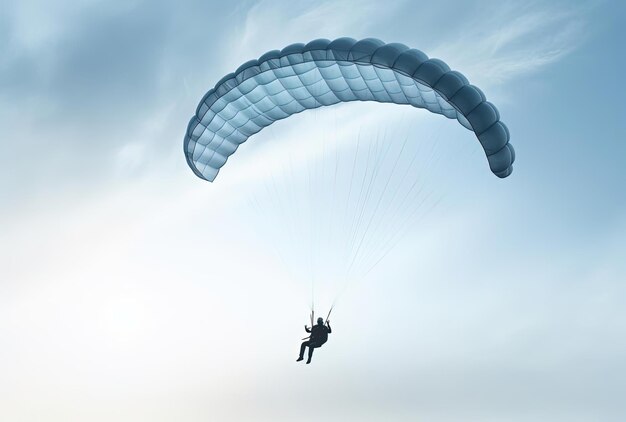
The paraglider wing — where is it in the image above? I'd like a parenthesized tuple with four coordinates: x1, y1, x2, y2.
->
(184, 37, 515, 182)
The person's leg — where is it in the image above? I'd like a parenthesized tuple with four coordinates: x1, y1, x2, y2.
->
(297, 341, 309, 361)
(306, 344, 315, 364)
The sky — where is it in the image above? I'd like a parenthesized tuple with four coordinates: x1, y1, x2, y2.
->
(1, 0, 625, 421)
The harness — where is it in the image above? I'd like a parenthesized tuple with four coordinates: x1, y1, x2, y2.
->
(301, 307, 333, 341)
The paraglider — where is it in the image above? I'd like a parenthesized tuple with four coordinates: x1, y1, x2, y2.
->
(183, 37, 515, 182)
(182, 38, 516, 364)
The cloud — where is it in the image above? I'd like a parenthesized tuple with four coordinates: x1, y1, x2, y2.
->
(0, 1, 234, 202)
(231, 0, 406, 59)
(430, 1, 587, 88)
(1, 3, 624, 420)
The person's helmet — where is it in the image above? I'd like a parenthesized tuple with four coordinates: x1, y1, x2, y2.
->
(317, 317, 324, 324)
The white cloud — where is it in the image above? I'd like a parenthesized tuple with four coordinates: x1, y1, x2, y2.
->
(431, 2, 587, 87)
(221, 0, 405, 67)
(1, 1, 624, 421)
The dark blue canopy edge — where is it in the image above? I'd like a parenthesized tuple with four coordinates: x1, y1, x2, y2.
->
(184, 37, 515, 181)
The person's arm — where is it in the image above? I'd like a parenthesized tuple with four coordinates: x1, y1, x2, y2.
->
(305, 325, 311, 333)
(326, 321, 332, 334)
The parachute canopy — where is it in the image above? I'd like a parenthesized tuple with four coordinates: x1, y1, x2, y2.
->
(184, 38, 515, 181)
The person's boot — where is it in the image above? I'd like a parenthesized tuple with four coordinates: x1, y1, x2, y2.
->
(296, 357, 304, 362)
(306, 358, 311, 364)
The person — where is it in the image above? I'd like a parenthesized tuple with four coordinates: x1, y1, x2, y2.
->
(297, 317, 331, 364)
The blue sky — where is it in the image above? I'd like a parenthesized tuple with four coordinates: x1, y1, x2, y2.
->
(1, 1, 625, 421)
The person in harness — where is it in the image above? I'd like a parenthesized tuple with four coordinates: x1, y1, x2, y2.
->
(297, 317, 332, 364)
